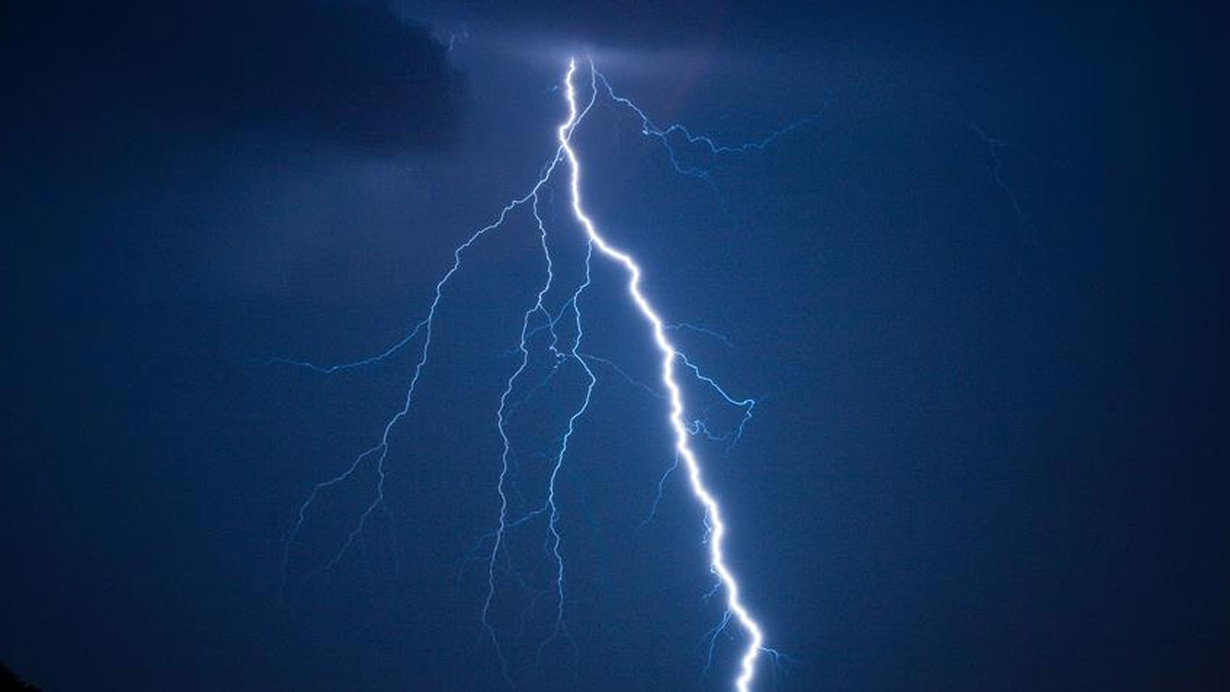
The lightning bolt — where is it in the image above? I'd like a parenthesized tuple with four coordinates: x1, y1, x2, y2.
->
(279, 56, 806, 692)
(556, 58, 765, 692)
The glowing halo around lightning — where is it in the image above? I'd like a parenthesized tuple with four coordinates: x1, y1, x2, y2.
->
(556, 58, 766, 692)
(277, 55, 807, 692)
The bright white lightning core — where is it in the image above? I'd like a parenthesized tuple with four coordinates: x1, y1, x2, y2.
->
(280, 57, 805, 691)
(556, 59, 765, 692)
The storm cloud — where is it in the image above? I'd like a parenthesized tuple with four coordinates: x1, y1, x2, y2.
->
(5, 0, 464, 153)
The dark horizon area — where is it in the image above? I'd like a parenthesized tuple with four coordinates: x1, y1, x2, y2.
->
(3, 1, 1227, 691)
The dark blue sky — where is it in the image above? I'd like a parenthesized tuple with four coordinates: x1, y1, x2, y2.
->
(3, 1, 1227, 691)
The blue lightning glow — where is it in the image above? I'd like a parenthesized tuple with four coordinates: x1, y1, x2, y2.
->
(279, 57, 809, 691)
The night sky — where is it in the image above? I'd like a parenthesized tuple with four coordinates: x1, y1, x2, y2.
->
(3, 1, 1228, 691)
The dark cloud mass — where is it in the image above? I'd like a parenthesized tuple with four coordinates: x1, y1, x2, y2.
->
(5, 0, 463, 153)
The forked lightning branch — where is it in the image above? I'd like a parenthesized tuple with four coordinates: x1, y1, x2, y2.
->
(281, 58, 806, 692)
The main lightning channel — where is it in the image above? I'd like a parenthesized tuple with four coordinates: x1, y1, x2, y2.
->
(559, 58, 767, 692)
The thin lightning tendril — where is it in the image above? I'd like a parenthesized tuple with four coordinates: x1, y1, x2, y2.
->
(598, 71, 815, 190)
(279, 57, 806, 692)
(281, 147, 570, 597)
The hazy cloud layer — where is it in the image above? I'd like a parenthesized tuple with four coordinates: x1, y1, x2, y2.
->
(6, 0, 463, 153)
